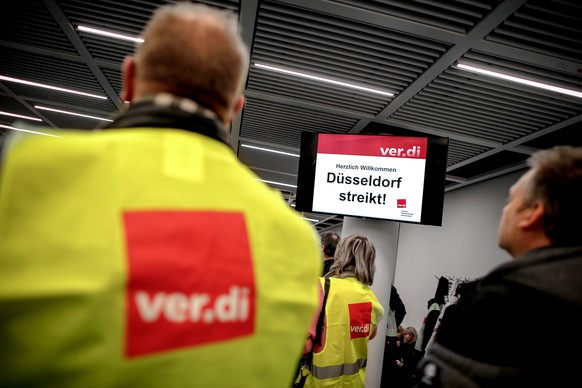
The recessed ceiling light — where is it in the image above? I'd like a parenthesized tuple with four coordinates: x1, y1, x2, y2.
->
(254, 63, 395, 97)
(34, 105, 113, 122)
(241, 144, 299, 157)
(0, 110, 42, 122)
(77, 25, 144, 43)
(257, 179, 297, 188)
(456, 63, 582, 99)
(0, 124, 62, 138)
(0, 75, 107, 100)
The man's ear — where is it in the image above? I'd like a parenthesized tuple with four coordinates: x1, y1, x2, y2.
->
(518, 201, 545, 230)
(233, 95, 245, 116)
(121, 56, 136, 103)
(223, 95, 246, 126)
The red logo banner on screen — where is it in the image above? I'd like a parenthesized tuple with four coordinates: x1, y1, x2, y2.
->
(317, 134, 428, 159)
(123, 211, 256, 358)
(397, 199, 407, 208)
(348, 302, 372, 339)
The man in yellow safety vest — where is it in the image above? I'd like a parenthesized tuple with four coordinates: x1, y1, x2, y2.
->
(0, 3, 322, 387)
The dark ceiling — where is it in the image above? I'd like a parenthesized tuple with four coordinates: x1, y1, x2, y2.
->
(1, 0, 581, 232)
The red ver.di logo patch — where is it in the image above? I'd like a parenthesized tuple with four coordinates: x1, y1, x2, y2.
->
(348, 302, 372, 339)
(123, 211, 256, 357)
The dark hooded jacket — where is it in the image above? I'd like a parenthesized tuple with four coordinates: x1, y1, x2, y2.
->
(416, 245, 582, 387)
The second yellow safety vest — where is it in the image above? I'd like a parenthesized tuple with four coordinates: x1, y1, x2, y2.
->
(305, 277, 384, 387)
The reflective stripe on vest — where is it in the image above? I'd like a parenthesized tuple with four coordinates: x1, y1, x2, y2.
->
(311, 358, 367, 379)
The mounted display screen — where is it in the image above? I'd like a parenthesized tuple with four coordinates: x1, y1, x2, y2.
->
(295, 132, 449, 226)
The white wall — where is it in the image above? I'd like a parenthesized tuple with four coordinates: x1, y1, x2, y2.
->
(392, 170, 524, 332)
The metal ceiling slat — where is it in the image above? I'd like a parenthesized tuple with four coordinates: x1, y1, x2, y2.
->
(243, 111, 347, 130)
(493, 25, 582, 55)
(253, 32, 425, 77)
(413, 101, 541, 137)
(242, 120, 353, 136)
(507, 16, 580, 39)
(251, 44, 414, 91)
(261, 2, 451, 52)
(247, 82, 383, 114)
(450, 138, 491, 153)
(248, 72, 387, 115)
(243, 104, 357, 128)
(252, 42, 415, 86)
(257, 13, 445, 61)
(519, 0, 582, 33)
(0, 1, 77, 54)
(524, 0, 582, 22)
(427, 79, 572, 122)
(250, 53, 406, 92)
(243, 106, 356, 129)
(249, 75, 386, 109)
(331, 0, 490, 32)
(448, 148, 483, 159)
(392, 110, 521, 143)
(410, 95, 544, 132)
(1, 54, 104, 95)
(416, 89, 556, 127)
(444, 70, 582, 112)
(486, 0, 582, 60)
(463, 51, 582, 85)
(413, 0, 491, 15)
(396, 102, 532, 136)
(394, 107, 525, 142)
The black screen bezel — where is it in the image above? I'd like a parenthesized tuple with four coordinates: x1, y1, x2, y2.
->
(295, 132, 449, 226)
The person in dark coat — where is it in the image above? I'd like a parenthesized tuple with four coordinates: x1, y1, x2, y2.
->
(381, 286, 407, 387)
(393, 326, 420, 388)
(320, 232, 340, 276)
(416, 146, 582, 387)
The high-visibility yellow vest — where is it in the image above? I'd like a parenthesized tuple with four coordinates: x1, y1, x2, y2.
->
(305, 277, 384, 387)
(0, 128, 322, 387)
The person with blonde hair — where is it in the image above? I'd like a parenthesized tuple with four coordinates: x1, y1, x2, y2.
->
(391, 326, 420, 388)
(0, 3, 322, 387)
(298, 234, 384, 387)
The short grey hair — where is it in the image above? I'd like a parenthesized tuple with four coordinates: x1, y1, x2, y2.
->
(135, 2, 249, 115)
(523, 146, 582, 245)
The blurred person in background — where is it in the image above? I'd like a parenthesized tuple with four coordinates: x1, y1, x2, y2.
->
(321, 231, 340, 276)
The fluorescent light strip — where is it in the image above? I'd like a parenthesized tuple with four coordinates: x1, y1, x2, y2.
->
(77, 25, 144, 43)
(254, 63, 394, 97)
(258, 179, 297, 188)
(35, 106, 113, 122)
(456, 63, 582, 99)
(0, 124, 62, 138)
(241, 144, 299, 157)
(303, 217, 320, 223)
(0, 75, 107, 100)
(0, 110, 42, 122)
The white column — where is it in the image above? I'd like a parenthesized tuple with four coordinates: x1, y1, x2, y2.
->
(341, 216, 400, 388)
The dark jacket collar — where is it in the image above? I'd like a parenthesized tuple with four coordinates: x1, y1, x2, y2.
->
(101, 94, 230, 146)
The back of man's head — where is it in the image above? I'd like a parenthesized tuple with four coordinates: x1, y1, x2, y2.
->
(526, 146, 582, 246)
(134, 3, 249, 118)
(321, 232, 340, 258)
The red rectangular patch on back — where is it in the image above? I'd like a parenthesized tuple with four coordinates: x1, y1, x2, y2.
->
(348, 302, 372, 339)
(123, 211, 255, 357)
